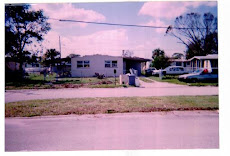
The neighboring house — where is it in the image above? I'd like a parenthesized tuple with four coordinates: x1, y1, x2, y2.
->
(54, 58, 72, 75)
(24, 62, 42, 68)
(170, 58, 188, 66)
(169, 58, 190, 72)
(71, 54, 151, 77)
(169, 54, 218, 73)
(187, 54, 218, 72)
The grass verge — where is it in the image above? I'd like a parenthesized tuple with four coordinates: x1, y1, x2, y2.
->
(5, 96, 218, 117)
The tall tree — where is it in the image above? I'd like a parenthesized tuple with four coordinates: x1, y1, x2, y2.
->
(166, 12, 217, 59)
(5, 4, 50, 73)
(172, 53, 184, 59)
(151, 48, 170, 69)
(152, 48, 165, 59)
(42, 49, 60, 68)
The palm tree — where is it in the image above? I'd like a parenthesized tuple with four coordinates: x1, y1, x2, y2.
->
(42, 49, 60, 71)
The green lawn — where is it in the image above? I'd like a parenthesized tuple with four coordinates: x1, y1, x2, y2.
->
(5, 73, 124, 89)
(5, 96, 218, 117)
(146, 75, 218, 86)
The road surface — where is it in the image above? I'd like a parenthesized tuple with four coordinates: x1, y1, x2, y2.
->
(5, 111, 219, 151)
(5, 80, 218, 103)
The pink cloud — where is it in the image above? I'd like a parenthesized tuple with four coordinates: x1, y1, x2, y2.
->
(31, 3, 106, 28)
(144, 19, 168, 34)
(139, 1, 217, 19)
(37, 29, 130, 57)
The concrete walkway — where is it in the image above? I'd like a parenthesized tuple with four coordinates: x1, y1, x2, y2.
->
(139, 77, 186, 88)
(5, 80, 218, 103)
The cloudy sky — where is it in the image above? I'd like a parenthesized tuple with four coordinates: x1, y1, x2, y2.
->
(29, 1, 217, 59)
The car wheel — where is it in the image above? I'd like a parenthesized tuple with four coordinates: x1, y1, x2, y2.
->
(191, 78, 197, 83)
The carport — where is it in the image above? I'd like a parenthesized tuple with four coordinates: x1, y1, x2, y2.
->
(123, 57, 151, 76)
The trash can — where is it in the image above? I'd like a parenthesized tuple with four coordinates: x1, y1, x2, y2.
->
(128, 75, 136, 85)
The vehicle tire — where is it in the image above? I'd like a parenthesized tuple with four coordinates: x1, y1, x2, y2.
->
(191, 78, 197, 83)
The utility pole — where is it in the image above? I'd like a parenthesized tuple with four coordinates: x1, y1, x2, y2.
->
(59, 36, 62, 58)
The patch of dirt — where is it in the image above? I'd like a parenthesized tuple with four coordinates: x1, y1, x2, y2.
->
(53, 80, 114, 89)
(5, 80, 115, 90)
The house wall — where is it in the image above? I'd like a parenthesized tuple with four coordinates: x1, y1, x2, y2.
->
(189, 58, 218, 72)
(71, 55, 123, 77)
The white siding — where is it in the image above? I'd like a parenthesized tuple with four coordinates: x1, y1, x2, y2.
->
(71, 55, 123, 77)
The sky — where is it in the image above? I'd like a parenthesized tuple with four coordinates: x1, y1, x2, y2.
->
(28, 1, 217, 59)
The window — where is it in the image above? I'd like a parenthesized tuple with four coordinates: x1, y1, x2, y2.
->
(176, 62, 182, 66)
(105, 60, 118, 68)
(77, 61, 90, 68)
(77, 61, 83, 68)
(105, 61, 111, 68)
(179, 67, 184, 71)
(84, 61, 90, 67)
(112, 61, 117, 67)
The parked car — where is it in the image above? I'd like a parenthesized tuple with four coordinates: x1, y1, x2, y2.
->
(178, 68, 218, 83)
(145, 67, 156, 76)
(152, 66, 187, 76)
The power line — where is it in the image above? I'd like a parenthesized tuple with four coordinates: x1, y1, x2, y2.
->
(49, 18, 206, 30)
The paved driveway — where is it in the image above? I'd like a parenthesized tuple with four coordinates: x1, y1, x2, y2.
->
(5, 80, 218, 103)
(5, 111, 219, 151)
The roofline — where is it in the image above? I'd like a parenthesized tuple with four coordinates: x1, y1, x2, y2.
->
(71, 54, 152, 62)
(123, 57, 152, 62)
(188, 55, 218, 61)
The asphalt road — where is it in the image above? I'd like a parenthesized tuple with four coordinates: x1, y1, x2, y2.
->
(5, 111, 219, 151)
(5, 80, 218, 103)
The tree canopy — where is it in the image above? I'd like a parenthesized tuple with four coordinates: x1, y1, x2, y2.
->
(5, 4, 51, 71)
(151, 48, 170, 69)
(42, 49, 60, 67)
(172, 53, 184, 59)
(166, 12, 217, 59)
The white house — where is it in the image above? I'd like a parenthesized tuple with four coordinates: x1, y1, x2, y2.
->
(187, 54, 218, 72)
(169, 54, 218, 73)
(71, 54, 151, 77)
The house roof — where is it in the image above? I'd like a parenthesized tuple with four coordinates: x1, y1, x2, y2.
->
(169, 58, 189, 62)
(72, 54, 151, 62)
(188, 54, 218, 61)
(123, 56, 152, 62)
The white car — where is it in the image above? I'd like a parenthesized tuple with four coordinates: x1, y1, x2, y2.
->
(153, 66, 188, 76)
